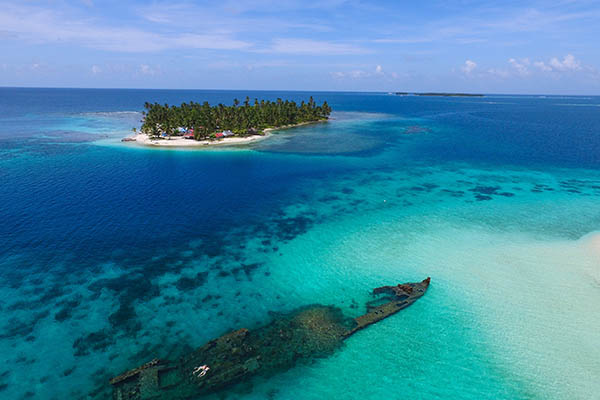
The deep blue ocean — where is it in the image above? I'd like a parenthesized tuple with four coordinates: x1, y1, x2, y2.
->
(1, 88, 599, 399)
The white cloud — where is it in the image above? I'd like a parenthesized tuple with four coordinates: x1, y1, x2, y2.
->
(528, 54, 582, 73)
(487, 68, 510, 78)
(137, 2, 334, 34)
(533, 61, 552, 72)
(0, 3, 251, 53)
(265, 38, 369, 55)
(463, 54, 592, 82)
(549, 54, 581, 71)
(139, 64, 158, 75)
(332, 64, 399, 80)
(373, 38, 433, 44)
(462, 59, 477, 74)
(91, 65, 101, 75)
(468, 54, 584, 78)
(508, 58, 530, 76)
(332, 70, 369, 79)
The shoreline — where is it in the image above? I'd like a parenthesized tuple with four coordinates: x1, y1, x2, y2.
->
(128, 132, 272, 148)
(123, 120, 326, 148)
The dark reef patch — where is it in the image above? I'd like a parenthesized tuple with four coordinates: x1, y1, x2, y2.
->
(319, 195, 341, 202)
(470, 185, 501, 195)
(271, 215, 314, 242)
(55, 308, 73, 322)
(7, 284, 65, 315)
(231, 263, 263, 281)
(422, 183, 439, 190)
(54, 295, 83, 322)
(73, 330, 115, 357)
(468, 185, 515, 201)
(0, 370, 8, 392)
(38, 284, 65, 303)
(531, 184, 554, 193)
(556, 179, 600, 195)
(0, 310, 49, 340)
(175, 272, 208, 291)
(200, 239, 228, 258)
(88, 274, 159, 335)
(441, 189, 465, 197)
(88, 384, 109, 399)
(88, 275, 159, 303)
(109, 304, 141, 334)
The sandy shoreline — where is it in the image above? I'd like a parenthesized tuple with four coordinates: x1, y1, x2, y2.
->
(126, 132, 271, 147)
(122, 120, 325, 148)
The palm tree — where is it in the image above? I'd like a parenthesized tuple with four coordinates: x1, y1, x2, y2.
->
(140, 97, 332, 140)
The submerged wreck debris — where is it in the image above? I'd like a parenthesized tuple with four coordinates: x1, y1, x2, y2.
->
(110, 278, 430, 399)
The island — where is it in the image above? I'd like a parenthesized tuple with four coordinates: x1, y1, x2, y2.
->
(122, 97, 331, 147)
(394, 92, 484, 97)
(109, 278, 430, 399)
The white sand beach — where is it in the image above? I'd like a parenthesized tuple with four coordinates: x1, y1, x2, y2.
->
(123, 121, 326, 148)
(127, 131, 273, 147)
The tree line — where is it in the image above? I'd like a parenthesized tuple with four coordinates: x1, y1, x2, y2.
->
(141, 96, 332, 140)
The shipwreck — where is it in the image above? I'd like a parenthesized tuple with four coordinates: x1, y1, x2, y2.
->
(110, 277, 430, 399)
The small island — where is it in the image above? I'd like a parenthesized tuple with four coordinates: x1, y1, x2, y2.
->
(123, 97, 331, 147)
(394, 92, 484, 97)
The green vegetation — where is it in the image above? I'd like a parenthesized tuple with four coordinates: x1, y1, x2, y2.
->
(141, 97, 332, 140)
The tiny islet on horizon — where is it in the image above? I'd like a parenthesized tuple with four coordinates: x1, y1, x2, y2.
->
(0, 88, 599, 399)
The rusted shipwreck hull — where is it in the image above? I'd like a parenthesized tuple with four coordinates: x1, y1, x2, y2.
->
(110, 278, 430, 399)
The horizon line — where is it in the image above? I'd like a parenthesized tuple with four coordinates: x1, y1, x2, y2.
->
(0, 86, 598, 97)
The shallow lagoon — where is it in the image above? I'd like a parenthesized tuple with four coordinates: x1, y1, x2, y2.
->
(0, 89, 599, 399)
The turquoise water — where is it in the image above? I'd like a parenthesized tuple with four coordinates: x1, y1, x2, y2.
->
(1, 88, 599, 399)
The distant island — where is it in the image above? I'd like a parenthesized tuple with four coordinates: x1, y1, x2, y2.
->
(394, 92, 484, 97)
(123, 97, 331, 147)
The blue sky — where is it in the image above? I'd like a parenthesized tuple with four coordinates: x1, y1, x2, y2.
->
(2, 0, 600, 94)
